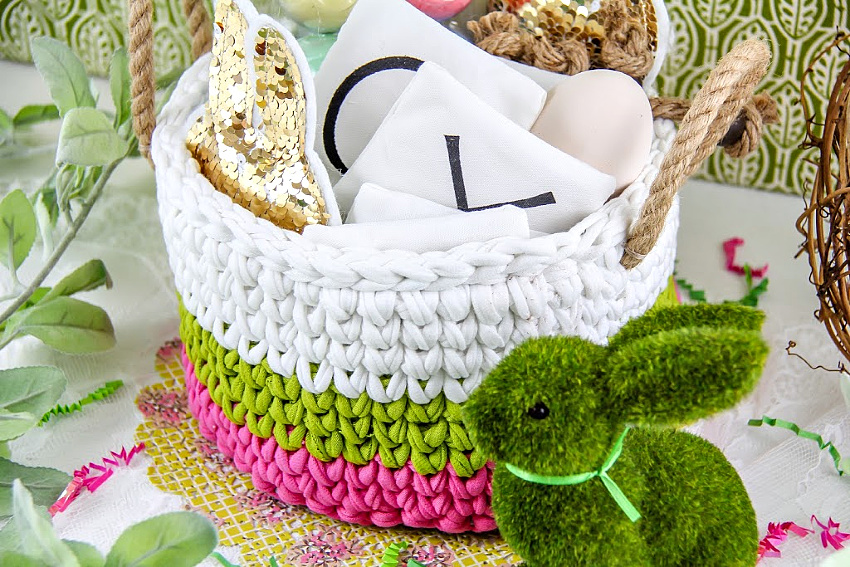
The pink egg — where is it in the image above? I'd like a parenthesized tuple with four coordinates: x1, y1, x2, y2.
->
(407, 0, 473, 20)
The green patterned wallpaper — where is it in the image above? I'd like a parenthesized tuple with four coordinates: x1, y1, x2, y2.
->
(659, 0, 849, 195)
(0, 0, 192, 78)
(1, 0, 848, 194)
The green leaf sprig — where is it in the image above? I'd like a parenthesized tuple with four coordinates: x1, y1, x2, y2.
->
(0, 37, 147, 505)
(0, 38, 143, 353)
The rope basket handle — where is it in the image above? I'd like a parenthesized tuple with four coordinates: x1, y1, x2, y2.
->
(621, 39, 771, 269)
(129, 2, 770, 270)
(129, 0, 212, 160)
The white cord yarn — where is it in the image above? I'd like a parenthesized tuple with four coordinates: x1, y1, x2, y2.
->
(153, 55, 679, 405)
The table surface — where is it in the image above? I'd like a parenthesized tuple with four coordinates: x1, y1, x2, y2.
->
(1, 58, 848, 566)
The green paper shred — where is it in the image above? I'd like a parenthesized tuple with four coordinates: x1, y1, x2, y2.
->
(39, 380, 123, 424)
(736, 265, 769, 307)
(674, 278, 707, 303)
(748, 415, 844, 475)
(381, 542, 407, 567)
(210, 552, 238, 566)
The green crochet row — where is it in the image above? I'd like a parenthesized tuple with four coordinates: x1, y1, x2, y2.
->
(179, 304, 487, 477)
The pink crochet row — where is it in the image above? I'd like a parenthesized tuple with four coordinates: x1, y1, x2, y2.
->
(183, 349, 496, 533)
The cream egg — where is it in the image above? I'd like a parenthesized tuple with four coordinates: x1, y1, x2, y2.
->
(531, 69, 654, 191)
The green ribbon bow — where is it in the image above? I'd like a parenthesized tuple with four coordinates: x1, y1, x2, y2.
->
(505, 427, 641, 523)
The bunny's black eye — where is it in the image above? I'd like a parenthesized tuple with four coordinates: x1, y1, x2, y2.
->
(527, 401, 549, 419)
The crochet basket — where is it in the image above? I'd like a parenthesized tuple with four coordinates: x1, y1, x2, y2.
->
(133, 0, 769, 534)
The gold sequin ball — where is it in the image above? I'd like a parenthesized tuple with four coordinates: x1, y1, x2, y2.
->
(186, 0, 329, 232)
(517, 1, 606, 50)
(495, 0, 658, 63)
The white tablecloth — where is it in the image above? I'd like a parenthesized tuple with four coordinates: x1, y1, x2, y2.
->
(1, 59, 847, 566)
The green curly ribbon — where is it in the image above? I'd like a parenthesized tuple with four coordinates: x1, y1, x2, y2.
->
(40, 380, 124, 424)
(748, 415, 845, 476)
(505, 427, 641, 523)
(180, 303, 485, 477)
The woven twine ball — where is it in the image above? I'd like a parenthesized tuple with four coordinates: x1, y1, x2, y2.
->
(797, 34, 850, 361)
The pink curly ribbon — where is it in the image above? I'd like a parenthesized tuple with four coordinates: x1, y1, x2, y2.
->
(49, 444, 146, 516)
(757, 522, 813, 562)
(723, 238, 768, 278)
(813, 516, 850, 550)
(183, 348, 496, 533)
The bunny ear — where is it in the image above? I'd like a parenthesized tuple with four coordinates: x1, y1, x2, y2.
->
(607, 304, 765, 351)
(604, 326, 768, 427)
(186, 0, 340, 231)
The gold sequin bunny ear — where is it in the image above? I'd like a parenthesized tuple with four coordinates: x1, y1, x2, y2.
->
(186, 0, 339, 232)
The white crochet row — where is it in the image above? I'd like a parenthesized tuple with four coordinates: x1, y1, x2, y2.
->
(153, 56, 679, 405)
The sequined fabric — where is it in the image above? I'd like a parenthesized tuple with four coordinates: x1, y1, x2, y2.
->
(502, 0, 658, 61)
(186, 0, 329, 232)
(517, 0, 606, 49)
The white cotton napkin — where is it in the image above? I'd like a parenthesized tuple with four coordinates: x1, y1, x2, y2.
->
(332, 62, 618, 235)
(346, 183, 460, 223)
(303, 204, 530, 252)
(312, 0, 547, 182)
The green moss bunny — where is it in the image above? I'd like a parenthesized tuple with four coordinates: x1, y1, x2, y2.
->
(463, 304, 769, 566)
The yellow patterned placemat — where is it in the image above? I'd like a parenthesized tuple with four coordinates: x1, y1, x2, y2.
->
(134, 342, 522, 567)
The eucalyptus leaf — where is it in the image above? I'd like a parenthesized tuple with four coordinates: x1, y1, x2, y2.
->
(109, 49, 131, 129)
(42, 260, 112, 302)
(0, 189, 37, 271)
(0, 366, 66, 416)
(34, 193, 55, 260)
(104, 512, 217, 567)
(0, 410, 38, 442)
(65, 541, 105, 567)
(0, 366, 65, 441)
(0, 458, 71, 521)
(18, 288, 51, 312)
(0, 109, 11, 145)
(0, 515, 22, 552)
(54, 164, 76, 214)
(0, 551, 46, 566)
(4, 297, 115, 353)
(56, 109, 128, 167)
(13, 480, 79, 567)
(30, 38, 95, 116)
(67, 166, 102, 201)
(13, 105, 61, 128)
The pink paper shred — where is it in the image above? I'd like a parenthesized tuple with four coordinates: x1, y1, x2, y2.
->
(49, 443, 146, 516)
(757, 521, 813, 561)
(813, 516, 850, 550)
(723, 238, 768, 278)
(757, 517, 850, 562)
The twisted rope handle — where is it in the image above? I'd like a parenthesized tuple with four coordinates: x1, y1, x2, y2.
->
(621, 39, 771, 269)
(129, 0, 212, 161)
